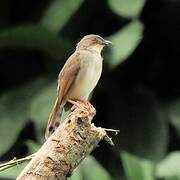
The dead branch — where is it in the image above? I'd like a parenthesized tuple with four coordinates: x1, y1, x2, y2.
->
(16, 105, 118, 180)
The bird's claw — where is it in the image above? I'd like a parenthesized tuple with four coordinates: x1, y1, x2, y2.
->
(67, 99, 95, 114)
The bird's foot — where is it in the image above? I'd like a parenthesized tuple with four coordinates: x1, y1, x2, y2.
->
(67, 99, 95, 114)
(67, 99, 82, 111)
(83, 101, 94, 111)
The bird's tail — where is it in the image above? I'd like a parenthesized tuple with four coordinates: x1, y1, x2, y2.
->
(45, 98, 64, 139)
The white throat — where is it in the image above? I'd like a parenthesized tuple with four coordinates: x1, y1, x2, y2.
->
(89, 44, 104, 55)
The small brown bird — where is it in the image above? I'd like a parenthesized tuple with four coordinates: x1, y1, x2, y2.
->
(45, 34, 112, 139)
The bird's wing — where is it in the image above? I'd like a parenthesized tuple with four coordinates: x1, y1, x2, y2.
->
(57, 51, 81, 104)
(45, 52, 81, 139)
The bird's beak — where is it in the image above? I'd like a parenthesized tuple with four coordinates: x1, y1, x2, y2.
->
(103, 40, 112, 45)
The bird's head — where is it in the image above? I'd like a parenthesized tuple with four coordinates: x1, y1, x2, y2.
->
(76, 34, 112, 53)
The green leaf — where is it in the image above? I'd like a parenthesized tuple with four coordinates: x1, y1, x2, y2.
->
(41, 0, 83, 32)
(108, 0, 146, 18)
(168, 100, 180, 137)
(121, 152, 155, 180)
(165, 177, 180, 180)
(30, 81, 56, 131)
(0, 89, 31, 156)
(29, 81, 57, 142)
(156, 151, 180, 179)
(0, 25, 69, 57)
(0, 162, 27, 179)
(26, 140, 41, 153)
(0, 77, 49, 156)
(110, 88, 168, 160)
(108, 20, 143, 68)
(69, 165, 83, 180)
(70, 156, 112, 180)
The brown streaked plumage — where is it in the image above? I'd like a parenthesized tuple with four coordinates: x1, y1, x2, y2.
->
(45, 34, 112, 139)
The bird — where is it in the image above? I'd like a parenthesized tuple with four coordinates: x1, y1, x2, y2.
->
(45, 34, 112, 139)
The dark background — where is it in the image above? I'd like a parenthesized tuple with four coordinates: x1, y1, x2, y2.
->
(0, 0, 180, 179)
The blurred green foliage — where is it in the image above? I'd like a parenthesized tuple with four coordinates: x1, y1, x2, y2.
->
(41, 0, 83, 32)
(109, 20, 143, 68)
(0, 0, 180, 179)
(108, 0, 146, 18)
(121, 152, 155, 180)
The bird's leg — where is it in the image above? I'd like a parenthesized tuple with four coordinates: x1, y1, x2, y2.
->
(67, 99, 81, 110)
(67, 99, 94, 112)
(82, 100, 94, 111)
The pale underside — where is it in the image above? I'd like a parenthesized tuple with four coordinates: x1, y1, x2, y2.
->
(65, 50, 103, 101)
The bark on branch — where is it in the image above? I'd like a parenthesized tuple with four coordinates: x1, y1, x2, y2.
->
(17, 105, 112, 180)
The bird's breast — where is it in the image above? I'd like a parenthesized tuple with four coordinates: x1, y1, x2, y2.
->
(67, 54, 102, 100)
